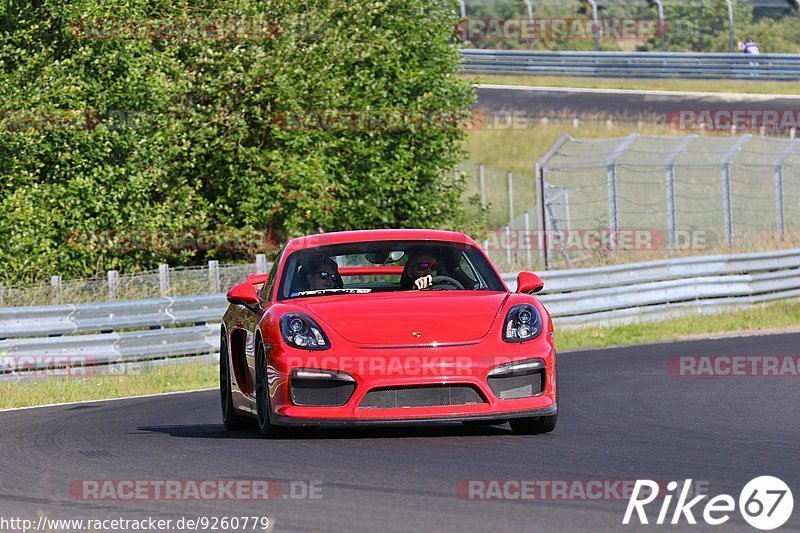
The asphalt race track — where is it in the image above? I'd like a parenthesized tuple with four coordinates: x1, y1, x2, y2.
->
(1, 332, 798, 532)
(476, 85, 800, 122)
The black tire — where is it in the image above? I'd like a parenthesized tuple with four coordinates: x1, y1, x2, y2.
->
(220, 333, 251, 430)
(509, 413, 557, 435)
(255, 339, 287, 438)
(510, 367, 559, 435)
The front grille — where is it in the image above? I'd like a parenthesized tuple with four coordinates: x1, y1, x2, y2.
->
(488, 370, 544, 400)
(291, 378, 355, 407)
(359, 385, 485, 409)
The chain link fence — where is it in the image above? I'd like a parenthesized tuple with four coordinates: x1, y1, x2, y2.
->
(537, 132, 800, 267)
(460, 133, 800, 271)
(0, 259, 268, 308)
(459, 160, 544, 271)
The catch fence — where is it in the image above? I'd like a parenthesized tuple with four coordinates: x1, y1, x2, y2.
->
(464, 133, 800, 270)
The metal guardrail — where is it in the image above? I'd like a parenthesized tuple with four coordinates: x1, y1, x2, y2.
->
(461, 49, 800, 80)
(2, 248, 799, 376)
(503, 248, 800, 325)
(0, 295, 226, 338)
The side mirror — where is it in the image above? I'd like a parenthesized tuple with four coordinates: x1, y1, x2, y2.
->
(516, 272, 544, 294)
(227, 282, 260, 307)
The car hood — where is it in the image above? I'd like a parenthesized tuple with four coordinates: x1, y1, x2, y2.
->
(292, 292, 509, 345)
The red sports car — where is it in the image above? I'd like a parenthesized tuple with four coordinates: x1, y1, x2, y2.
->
(220, 229, 557, 437)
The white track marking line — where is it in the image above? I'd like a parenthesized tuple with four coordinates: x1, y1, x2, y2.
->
(476, 83, 799, 101)
(0, 387, 216, 413)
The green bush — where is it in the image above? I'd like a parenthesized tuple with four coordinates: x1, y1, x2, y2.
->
(0, 0, 475, 284)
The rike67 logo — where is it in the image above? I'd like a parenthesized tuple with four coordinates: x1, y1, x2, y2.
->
(623, 477, 793, 530)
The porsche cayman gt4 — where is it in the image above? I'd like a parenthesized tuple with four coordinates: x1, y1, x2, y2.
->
(220, 229, 557, 437)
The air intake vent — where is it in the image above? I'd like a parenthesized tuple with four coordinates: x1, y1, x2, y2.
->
(291, 377, 355, 407)
(488, 370, 544, 400)
(359, 385, 484, 409)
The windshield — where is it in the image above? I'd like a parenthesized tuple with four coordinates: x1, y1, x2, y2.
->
(277, 240, 505, 300)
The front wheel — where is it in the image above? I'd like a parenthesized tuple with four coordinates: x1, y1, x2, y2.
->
(512, 363, 558, 435)
(255, 339, 287, 438)
(509, 414, 557, 435)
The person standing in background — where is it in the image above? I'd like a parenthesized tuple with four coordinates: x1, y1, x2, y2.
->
(738, 37, 760, 55)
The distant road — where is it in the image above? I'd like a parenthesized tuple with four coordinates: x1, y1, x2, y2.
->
(476, 84, 800, 121)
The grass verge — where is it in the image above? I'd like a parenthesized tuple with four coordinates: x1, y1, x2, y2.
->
(3, 299, 799, 409)
(0, 361, 217, 409)
(557, 299, 800, 351)
(466, 74, 800, 95)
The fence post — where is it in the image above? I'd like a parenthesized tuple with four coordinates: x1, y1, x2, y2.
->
(725, 0, 735, 53)
(456, 0, 469, 45)
(255, 254, 268, 274)
(158, 264, 170, 296)
(504, 224, 512, 266)
(507, 170, 514, 227)
(479, 163, 488, 250)
(587, 0, 600, 51)
(775, 164, 785, 239)
(721, 135, 751, 246)
(523, 211, 532, 268)
(107, 270, 119, 300)
(522, 0, 535, 49)
(535, 162, 547, 269)
(50, 275, 62, 303)
(535, 133, 573, 270)
(773, 140, 800, 239)
(0, 284, 4, 306)
(208, 260, 221, 293)
(606, 134, 639, 245)
(653, 0, 667, 51)
(665, 135, 697, 249)
(479, 163, 486, 210)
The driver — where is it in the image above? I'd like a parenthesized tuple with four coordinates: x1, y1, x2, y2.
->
(304, 255, 343, 291)
(400, 250, 440, 290)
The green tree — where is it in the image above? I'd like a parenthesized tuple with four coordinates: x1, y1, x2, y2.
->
(0, 0, 475, 284)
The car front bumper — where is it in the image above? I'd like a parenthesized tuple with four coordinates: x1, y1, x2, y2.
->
(265, 336, 557, 426)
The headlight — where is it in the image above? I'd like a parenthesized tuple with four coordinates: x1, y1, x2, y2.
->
(280, 313, 330, 350)
(503, 304, 542, 343)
